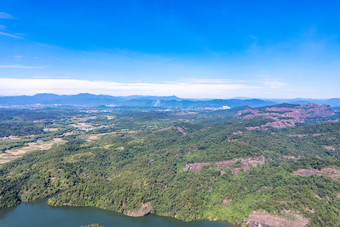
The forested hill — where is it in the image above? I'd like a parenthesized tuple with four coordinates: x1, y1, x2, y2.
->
(0, 105, 339, 226)
(234, 103, 338, 130)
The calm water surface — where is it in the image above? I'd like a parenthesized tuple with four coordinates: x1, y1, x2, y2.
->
(0, 199, 231, 227)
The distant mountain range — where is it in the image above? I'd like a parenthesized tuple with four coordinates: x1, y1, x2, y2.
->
(267, 98, 340, 107)
(0, 93, 339, 108)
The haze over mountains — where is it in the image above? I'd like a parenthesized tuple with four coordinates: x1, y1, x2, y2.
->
(0, 93, 339, 108)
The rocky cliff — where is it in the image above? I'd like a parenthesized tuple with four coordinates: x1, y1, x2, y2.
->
(234, 103, 335, 130)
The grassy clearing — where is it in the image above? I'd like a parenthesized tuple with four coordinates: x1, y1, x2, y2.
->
(0, 138, 65, 164)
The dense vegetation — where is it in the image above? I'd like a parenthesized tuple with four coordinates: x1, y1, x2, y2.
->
(0, 107, 339, 226)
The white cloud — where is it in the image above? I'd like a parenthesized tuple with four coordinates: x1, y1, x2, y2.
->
(0, 65, 47, 69)
(0, 12, 13, 19)
(0, 31, 21, 39)
(261, 76, 287, 89)
(179, 78, 246, 84)
(0, 78, 261, 98)
(13, 56, 24, 61)
(264, 80, 287, 88)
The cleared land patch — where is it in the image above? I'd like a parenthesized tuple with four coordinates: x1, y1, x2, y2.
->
(0, 138, 65, 164)
(79, 133, 113, 142)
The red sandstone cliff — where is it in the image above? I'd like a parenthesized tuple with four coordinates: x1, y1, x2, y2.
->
(234, 103, 335, 130)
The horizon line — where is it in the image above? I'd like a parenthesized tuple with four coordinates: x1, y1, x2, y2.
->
(0, 92, 339, 100)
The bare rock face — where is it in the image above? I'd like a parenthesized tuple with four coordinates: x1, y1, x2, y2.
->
(125, 202, 153, 217)
(155, 126, 187, 135)
(216, 160, 237, 168)
(183, 162, 210, 172)
(324, 145, 336, 151)
(232, 168, 241, 177)
(288, 133, 326, 138)
(183, 156, 265, 175)
(233, 131, 243, 135)
(247, 211, 309, 227)
(223, 199, 231, 206)
(235, 103, 335, 130)
(292, 168, 340, 180)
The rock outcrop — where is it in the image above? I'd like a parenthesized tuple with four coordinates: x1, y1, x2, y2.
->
(125, 202, 153, 217)
(183, 162, 210, 172)
(247, 211, 309, 227)
(155, 126, 187, 135)
(235, 103, 335, 130)
(292, 168, 340, 180)
(183, 156, 265, 175)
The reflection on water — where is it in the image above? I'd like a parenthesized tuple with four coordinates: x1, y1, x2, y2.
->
(0, 199, 230, 227)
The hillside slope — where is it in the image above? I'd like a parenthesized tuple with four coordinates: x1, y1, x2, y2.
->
(0, 105, 339, 226)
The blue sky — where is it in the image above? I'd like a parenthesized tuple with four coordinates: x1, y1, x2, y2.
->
(0, 0, 340, 98)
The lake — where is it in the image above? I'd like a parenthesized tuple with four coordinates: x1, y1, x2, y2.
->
(0, 199, 231, 227)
